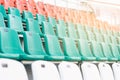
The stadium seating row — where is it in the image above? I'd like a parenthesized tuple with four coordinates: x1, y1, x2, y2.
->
(1, 58, 120, 80)
(0, 27, 119, 61)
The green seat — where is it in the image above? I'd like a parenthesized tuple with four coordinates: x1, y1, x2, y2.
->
(0, 5, 7, 19)
(103, 34, 111, 44)
(23, 32, 47, 60)
(8, 14, 24, 33)
(110, 36, 118, 45)
(48, 16, 57, 27)
(62, 38, 81, 61)
(22, 10, 34, 22)
(0, 13, 5, 27)
(86, 31, 95, 41)
(91, 41, 108, 60)
(0, 28, 24, 60)
(118, 37, 120, 44)
(100, 43, 118, 61)
(78, 39, 96, 61)
(42, 21, 55, 35)
(44, 35, 64, 60)
(118, 45, 120, 53)
(56, 24, 67, 38)
(92, 27, 100, 33)
(58, 19, 66, 27)
(8, 7, 21, 17)
(67, 26, 78, 39)
(84, 25, 92, 32)
(76, 23, 85, 31)
(109, 44, 120, 60)
(100, 28, 107, 34)
(94, 33, 103, 42)
(106, 29, 113, 35)
(77, 28, 87, 40)
(36, 14, 46, 25)
(26, 18, 43, 36)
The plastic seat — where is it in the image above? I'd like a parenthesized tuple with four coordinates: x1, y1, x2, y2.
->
(48, 16, 57, 28)
(23, 32, 47, 60)
(22, 11, 34, 22)
(8, 14, 24, 33)
(8, 7, 21, 17)
(94, 33, 103, 42)
(112, 63, 120, 80)
(77, 39, 96, 61)
(36, 14, 46, 25)
(0, 59, 28, 80)
(0, 28, 24, 60)
(100, 43, 118, 61)
(26, 18, 43, 36)
(58, 61, 83, 80)
(44, 35, 64, 60)
(91, 41, 108, 60)
(81, 63, 101, 80)
(0, 5, 7, 19)
(67, 24, 78, 39)
(56, 24, 67, 38)
(32, 61, 61, 80)
(92, 27, 100, 33)
(86, 31, 95, 41)
(0, 13, 5, 27)
(62, 38, 81, 61)
(76, 23, 85, 31)
(98, 63, 114, 80)
(110, 36, 118, 45)
(84, 25, 92, 32)
(109, 44, 120, 60)
(77, 28, 88, 40)
(58, 19, 66, 27)
(42, 21, 55, 36)
(103, 34, 111, 44)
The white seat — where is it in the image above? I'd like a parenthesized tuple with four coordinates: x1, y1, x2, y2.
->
(98, 63, 115, 80)
(58, 61, 83, 80)
(0, 58, 28, 80)
(112, 63, 120, 80)
(31, 61, 61, 80)
(81, 62, 101, 80)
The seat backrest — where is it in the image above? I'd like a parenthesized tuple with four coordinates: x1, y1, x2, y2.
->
(81, 62, 101, 80)
(91, 41, 105, 58)
(62, 38, 80, 57)
(103, 34, 111, 43)
(44, 35, 64, 57)
(77, 29, 87, 40)
(32, 61, 61, 80)
(36, 14, 46, 25)
(78, 39, 93, 57)
(86, 31, 95, 41)
(42, 21, 55, 35)
(23, 32, 46, 55)
(0, 28, 24, 53)
(8, 14, 24, 32)
(56, 24, 67, 38)
(8, 7, 21, 17)
(58, 19, 66, 27)
(98, 63, 115, 80)
(22, 11, 34, 20)
(48, 16, 57, 27)
(0, 5, 7, 18)
(0, 13, 5, 27)
(94, 33, 103, 42)
(0, 59, 28, 80)
(26, 18, 42, 35)
(58, 61, 83, 80)
(110, 36, 118, 45)
(112, 63, 120, 80)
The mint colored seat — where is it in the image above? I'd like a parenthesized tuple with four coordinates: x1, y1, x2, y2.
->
(0, 5, 7, 19)
(62, 38, 81, 61)
(44, 35, 64, 60)
(26, 18, 43, 36)
(103, 34, 111, 44)
(36, 14, 46, 25)
(109, 44, 120, 60)
(8, 14, 24, 33)
(86, 31, 95, 41)
(100, 43, 118, 61)
(92, 27, 100, 33)
(0, 28, 24, 60)
(56, 24, 67, 38)
(22, 10, 34, 22)
(48, 16, 57, 28)
(110, 36, 118, 45)
(94, 33, 103, 42)
(0, 13, 5, 27)
(76, 23, 85, 31)
(84, 25, 92, 32)
(78, 39, 96, 60)
(8, 7, 21, 17)
(23, 32, 47, 60)
(91, 41, 108, 60)
(42, 21, 55, 35)
(67, 24, 78, 39)
(77, 28, 87, 40)
(58, 19, 66, 27)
